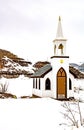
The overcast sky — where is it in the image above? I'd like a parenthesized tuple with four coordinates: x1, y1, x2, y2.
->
(0, 0, 84, 63)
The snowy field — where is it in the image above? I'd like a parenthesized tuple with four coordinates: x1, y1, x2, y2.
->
(0, 98, 84, 130)
(0, 98, 62, 130)
(0, 76, 33, 98)
(0, 77, 84, 129)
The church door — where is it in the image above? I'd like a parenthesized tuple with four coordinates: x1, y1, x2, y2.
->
(57, 67, 67, 99)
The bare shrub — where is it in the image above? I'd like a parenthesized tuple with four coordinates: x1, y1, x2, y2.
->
(61, 101, 84, 128)
(0, 82, 8, 93)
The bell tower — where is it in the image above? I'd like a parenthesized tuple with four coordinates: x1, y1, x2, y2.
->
(53, 16, 67, 56)
(51, 16, 69, 99)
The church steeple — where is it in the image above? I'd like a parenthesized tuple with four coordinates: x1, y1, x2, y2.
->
(56, 16, 63, 38)
(53, 16, 67, 56)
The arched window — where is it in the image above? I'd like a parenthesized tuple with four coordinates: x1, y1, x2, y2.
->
(45, 78, 51, 90)
(58, 44, 64, 54)
(69, 78, 72, 90)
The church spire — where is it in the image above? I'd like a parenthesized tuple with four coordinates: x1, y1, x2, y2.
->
(56, 16, 63, 38)
(53, 16, 67, 56)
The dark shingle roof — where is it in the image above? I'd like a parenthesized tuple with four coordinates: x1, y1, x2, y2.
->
(31, 61, 84, 79)
(31, 64, 52, 78)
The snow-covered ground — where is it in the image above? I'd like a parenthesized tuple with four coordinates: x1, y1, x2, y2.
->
(0, 73, 84, 130)
(0, 76, 33, 97)
(0, 76, 84, 130)
(74, 79, 84, 102)
(0, 98, 84, 130)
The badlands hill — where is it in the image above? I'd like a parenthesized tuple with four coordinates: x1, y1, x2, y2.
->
(0, 49, 35, 78)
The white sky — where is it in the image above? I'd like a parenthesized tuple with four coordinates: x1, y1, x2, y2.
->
(0, 0, 84, 63)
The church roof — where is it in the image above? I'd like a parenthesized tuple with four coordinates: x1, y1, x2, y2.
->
(31, 61, 84, 79)
(31, 64, 52, 78)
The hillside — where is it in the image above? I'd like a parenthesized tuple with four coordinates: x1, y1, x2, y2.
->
(0, 49, 35, 78)
(33, 61, 50, 69)
(0, 49, 18, 59)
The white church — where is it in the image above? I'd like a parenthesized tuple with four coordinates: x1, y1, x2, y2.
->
(31, 17, 77, 99)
